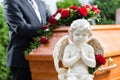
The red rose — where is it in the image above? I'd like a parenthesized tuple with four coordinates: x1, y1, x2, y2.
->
(69, 6, 79, 10)
(41, 25, 49, 30)
(52, 13, 57, 17)
(95, 54, 106, 66)
(95, 9, 100, 14)
(60, 9, 70, 18)
(92, 5, 98, 11)
(48, 16, 57, 25)
(84, 5, 90, 8)
(78, 7, 88, 17)
(39, 36, 48, 44)
(56, 8, 64, 13)
(91, 5, 100, 14)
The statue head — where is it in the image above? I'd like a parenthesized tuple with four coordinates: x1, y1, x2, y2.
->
(68, 19, 92, 43)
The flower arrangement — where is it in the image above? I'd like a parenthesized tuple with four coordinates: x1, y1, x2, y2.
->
(25, 4, 101, 54)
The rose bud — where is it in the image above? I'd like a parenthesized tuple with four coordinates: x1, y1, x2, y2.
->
(39, 36, 48, 44)
(56, 8, 64, 13)
(48, 16, 57, 25)
(60, 9, 70, 18)
(69, 6, 79, 10)
(41, 25, 49, 30)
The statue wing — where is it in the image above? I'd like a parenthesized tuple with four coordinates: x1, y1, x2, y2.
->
(87, 36, 104, 55)
(87, 36, 104, 74)
(53, 35, 70, 74)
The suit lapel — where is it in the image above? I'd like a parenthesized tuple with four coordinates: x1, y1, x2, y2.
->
(21, 0, 40, 24)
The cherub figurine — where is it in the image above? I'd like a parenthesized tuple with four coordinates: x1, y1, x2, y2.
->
(53, 19, 104, 80)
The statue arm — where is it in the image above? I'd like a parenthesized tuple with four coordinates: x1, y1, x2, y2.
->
(62, 46, 80, 67)
(80, 46, 96, 68)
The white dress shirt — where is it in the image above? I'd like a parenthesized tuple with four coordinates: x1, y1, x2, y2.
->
(28, 0, 41, 22)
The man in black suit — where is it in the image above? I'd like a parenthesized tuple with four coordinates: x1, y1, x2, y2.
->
(3, 0, 51, 79)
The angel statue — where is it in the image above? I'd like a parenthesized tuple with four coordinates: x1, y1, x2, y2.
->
(53, 19, 104, 80)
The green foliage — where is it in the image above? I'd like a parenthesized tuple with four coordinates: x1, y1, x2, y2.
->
(0, 4, 10, 80)
(88, 67, 95, 74)
(88, 66, 99, 74)
(57, 0, 81, 9)
(93, 0, 120, 24)
(115, 0, 120, 7)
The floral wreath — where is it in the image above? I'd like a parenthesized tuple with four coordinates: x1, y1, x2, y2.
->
(25, 4, 106, 74)
(25, 4, 101, 54)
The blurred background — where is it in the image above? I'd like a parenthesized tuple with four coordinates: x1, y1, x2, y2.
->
(0, 0, 120, 80)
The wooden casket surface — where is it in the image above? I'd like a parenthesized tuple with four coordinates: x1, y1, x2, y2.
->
(26, 25, 120, 80)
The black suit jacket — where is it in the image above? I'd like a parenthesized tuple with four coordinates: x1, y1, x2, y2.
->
(3, 0, 51, 67)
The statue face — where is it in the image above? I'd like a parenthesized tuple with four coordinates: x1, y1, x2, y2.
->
(72, 29, 88, 44)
